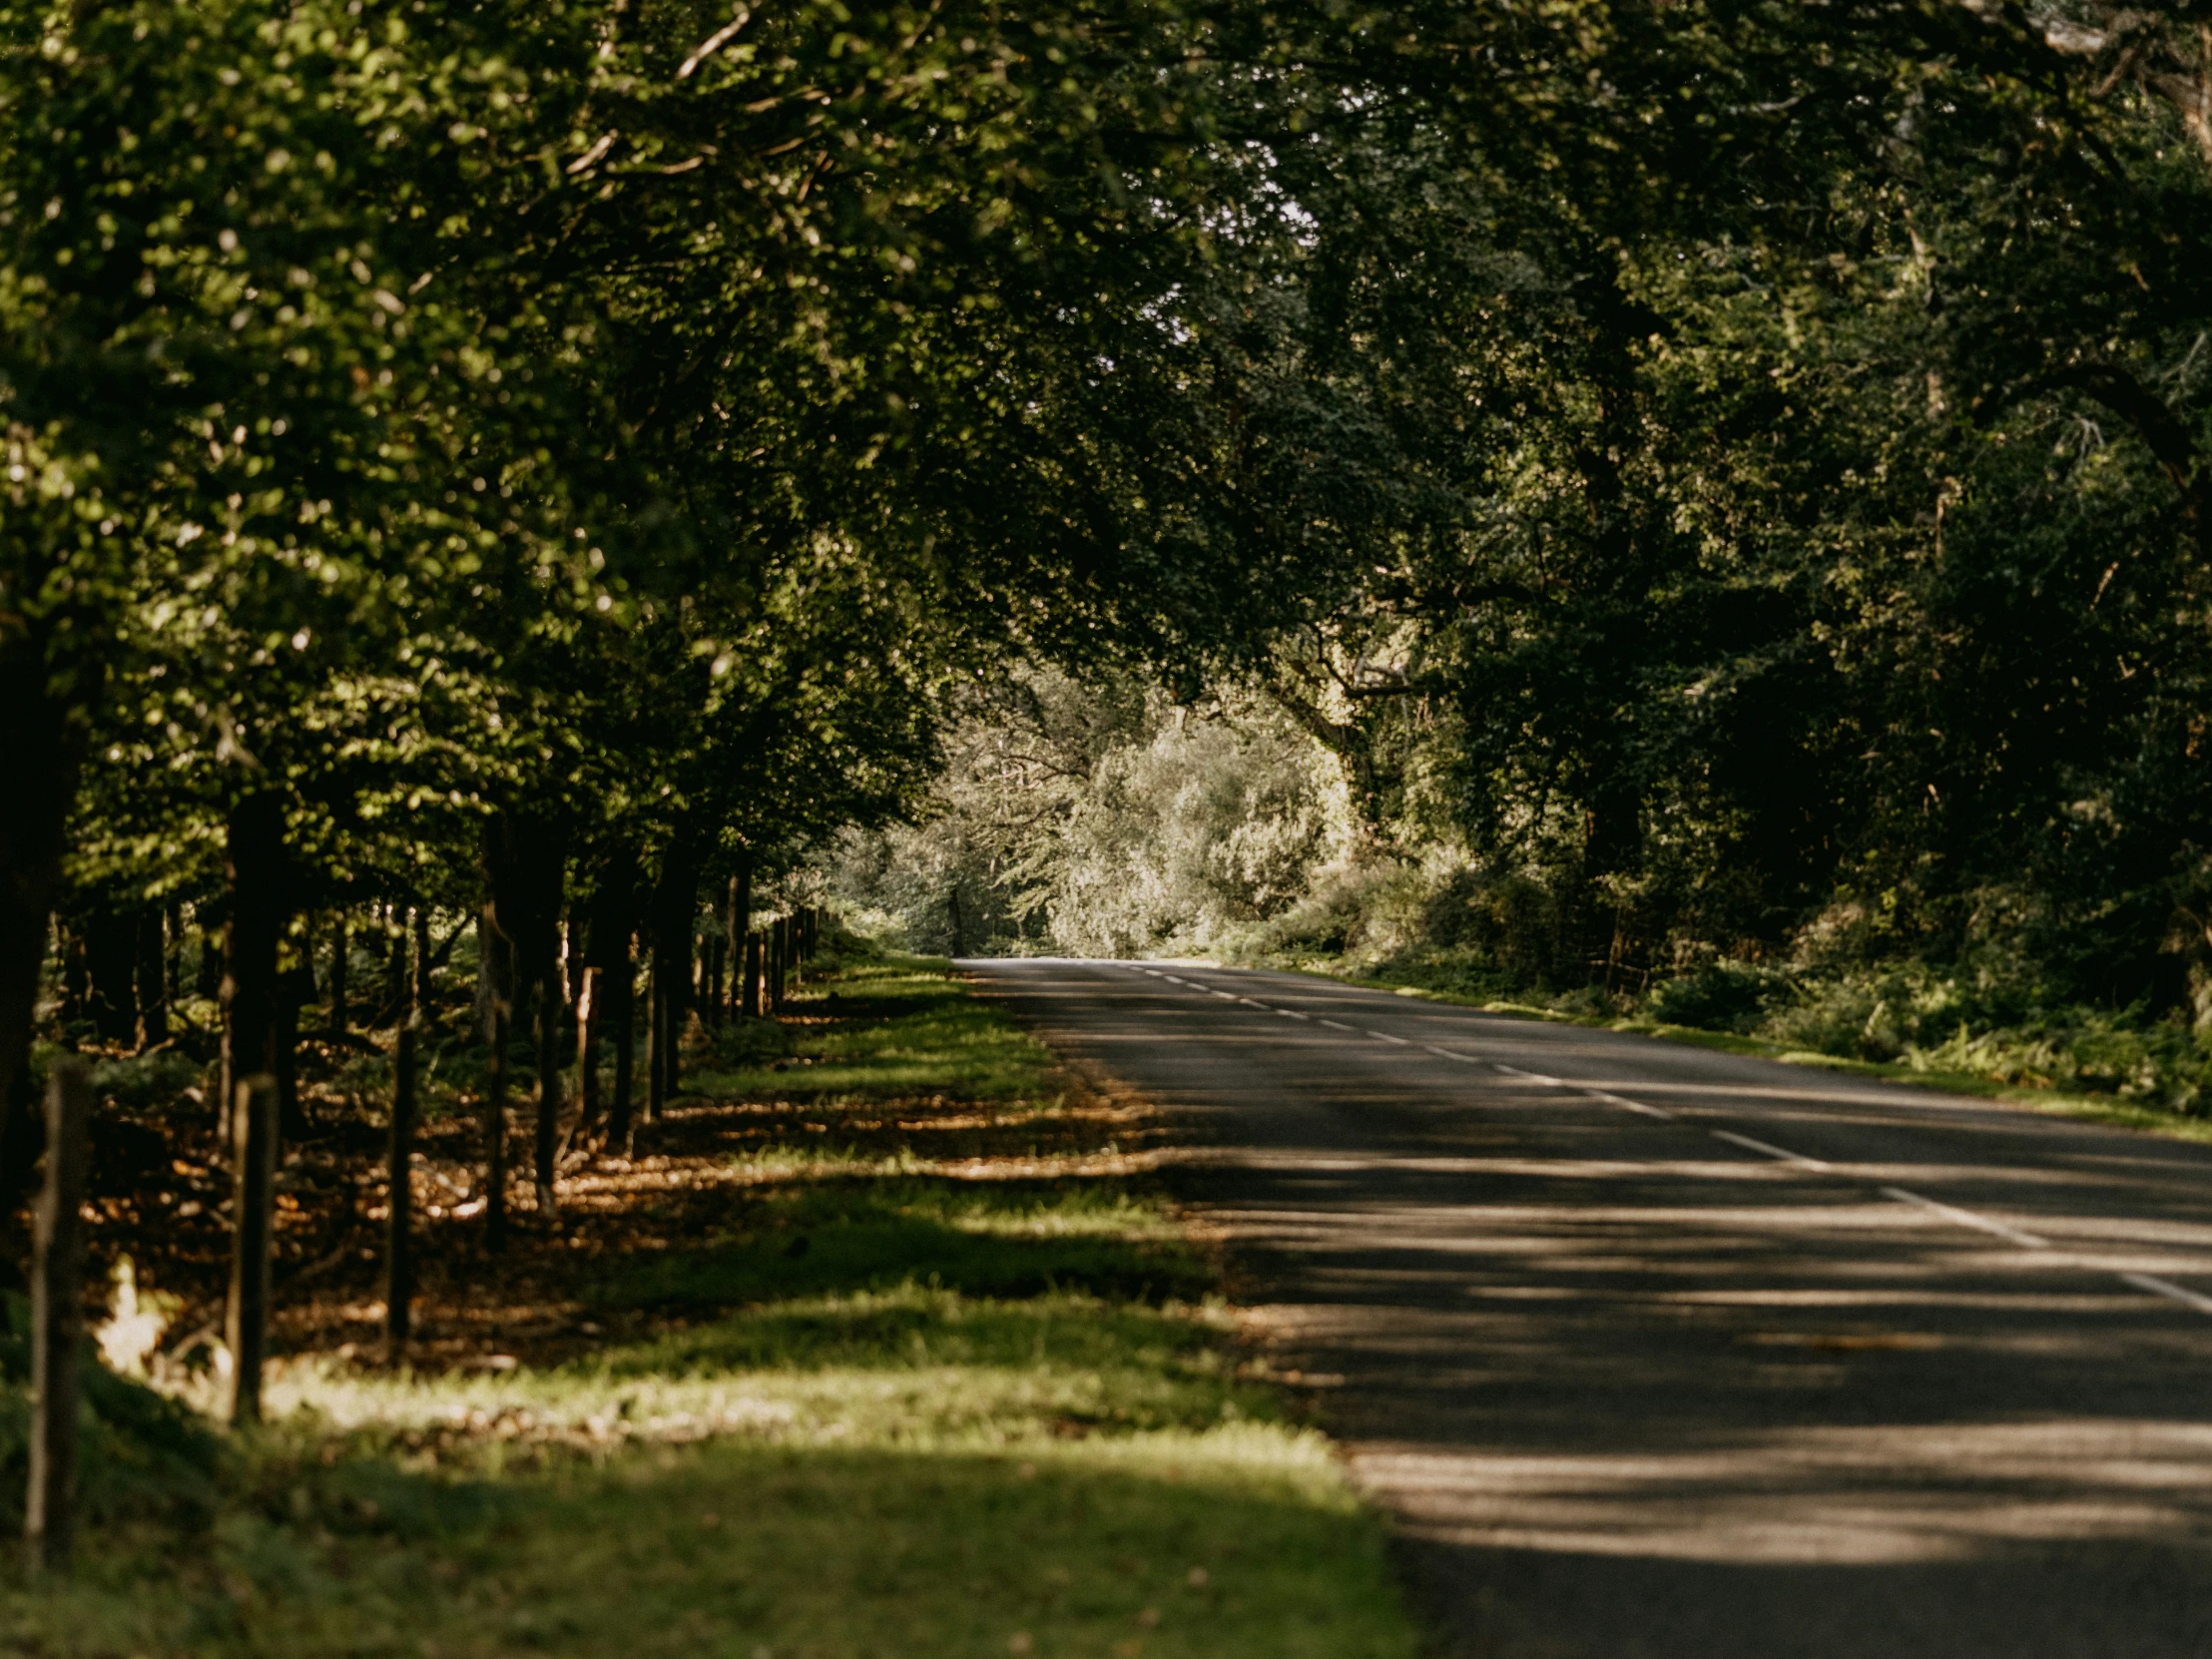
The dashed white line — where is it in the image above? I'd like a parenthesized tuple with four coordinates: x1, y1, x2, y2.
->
(1493, 1063, 1561, 1086)
(1880, 1185, 2049, 1251)
(1709, 1128, 1830, 1170)
(1588, 1090, 1676, 1122)
(1113, 975, 2212, 1321)
(2120, 1272, 2212, 1316)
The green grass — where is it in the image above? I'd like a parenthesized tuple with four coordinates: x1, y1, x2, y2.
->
(693, 957, 1063, 1106)
(600, 1181, 1211, 1311)
(3, 945, 1420, 1659)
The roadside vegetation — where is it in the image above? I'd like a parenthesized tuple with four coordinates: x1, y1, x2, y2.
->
(836, 675, 2212, 1134)
(2, 947, 1417, 1658)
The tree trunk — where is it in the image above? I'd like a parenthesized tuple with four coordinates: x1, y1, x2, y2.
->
(582, 843, 639, 1148)
(646, 836, 702, 1100)
(574, 965, 598, 1133)
(731, 862, 754, 1017)
(220, 794, 286, 1147)
(485, 994, 510, 1256)
(535, 972, 561, 1218)
(386, 907, 420, 1361)
(135, 906, 169, 1049)
(328, 912, 349, 1033)
(608, 947, 636, 1154)
(275, 959, 309, 1142)
(79, 906, 138, 1044)
(645, 960, 666, 1122)
(196, 915, 224, 999)
(226, 1074, 277, 1425)
(742, 928, 762, 1019)
(476, 891, 515, 1255)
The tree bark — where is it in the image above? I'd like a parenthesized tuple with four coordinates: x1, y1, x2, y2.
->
(80, 905, 138, 1044)
(646, 961, 666, 1121)
(226, 1073, 277, 1425)
(708, 928, 726, 1028)
(646, 834, 701, 1099)
(385, 907, 420, 1361)
(731, 860, 754, 1016)
(475, 881, 515, 1255)
(135, 905, 169, 1049)
(535, 972, 561, 1218)
(580, 844, 639, 1136)
(328, 912, 349, 1033)
(485, 994, 510, 1256)
(608, 946, 636, 1154)
(220, 794, 286, 1147)
(25, 1058, 89, 1573)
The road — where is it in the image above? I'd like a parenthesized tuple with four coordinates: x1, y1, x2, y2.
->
(968, 957, 2212, 1659)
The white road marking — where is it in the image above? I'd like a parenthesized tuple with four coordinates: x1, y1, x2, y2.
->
(1589, 1090, 1677, 1122)
(1493, 1063, 1562, 1086)
(1122, 972, 2212, 1320)
(1710, 1128, 1831, 1170)
(1881, 1186, 2050, 1251)
(2119, 1272, 2212, 1316)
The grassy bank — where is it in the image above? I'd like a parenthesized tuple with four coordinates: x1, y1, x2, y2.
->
(1249, 949, 2212, 1147)
(4, 948, 1417, 1659)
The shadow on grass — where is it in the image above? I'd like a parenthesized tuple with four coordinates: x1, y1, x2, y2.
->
(596, 1178, 1211, 1312)
(692, 960, 1062, 1105)
(19, 1440, 1415, 1659)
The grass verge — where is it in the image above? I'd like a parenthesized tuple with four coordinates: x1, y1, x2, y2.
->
(1265, 957, 2212, 1147)
(4, 944, 1418, 1659)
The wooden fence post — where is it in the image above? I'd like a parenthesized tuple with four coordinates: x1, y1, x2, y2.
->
(26, 1058, 92, 1574)
(226, 1073, 278, 1425)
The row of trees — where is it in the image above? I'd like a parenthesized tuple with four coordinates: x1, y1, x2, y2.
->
(0, 0, 1318, 1250)
(830, 4, 2212, 1037)
(1253, 2, 2212, 1013)
(15, 0, 2212, 1294)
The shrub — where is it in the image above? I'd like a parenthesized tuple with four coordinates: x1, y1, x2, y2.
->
(1646, 961, 1789, 1035)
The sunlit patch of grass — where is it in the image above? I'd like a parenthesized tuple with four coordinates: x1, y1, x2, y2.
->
(19, 1287, 1412, 1659)
(692, 960, 1065, 1105)
(0, 948, 1420, 1659)
(260, 1286, 1266, 1460)
(597, 1178, 1209, 1310)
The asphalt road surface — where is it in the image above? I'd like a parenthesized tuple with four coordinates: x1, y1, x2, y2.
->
(968, 957, 2212, 1659)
